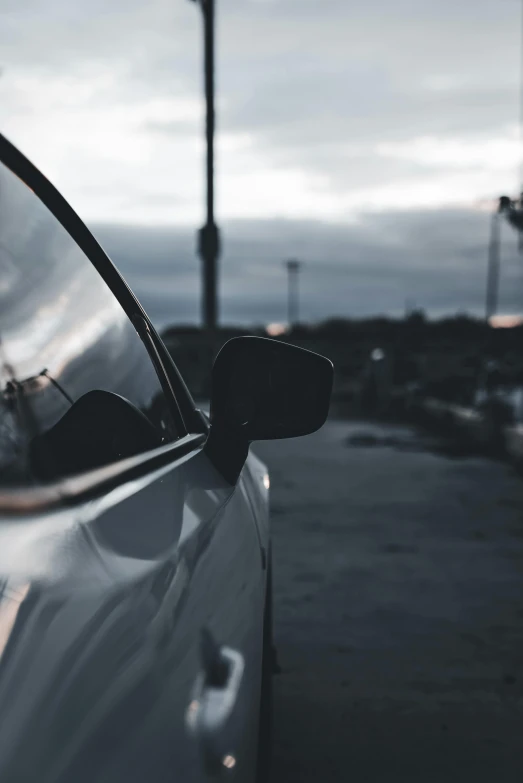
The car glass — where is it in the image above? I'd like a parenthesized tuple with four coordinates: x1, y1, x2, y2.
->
(0, 158, 179, 486)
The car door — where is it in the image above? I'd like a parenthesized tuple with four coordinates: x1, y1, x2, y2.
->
(0, 135, 266, 783)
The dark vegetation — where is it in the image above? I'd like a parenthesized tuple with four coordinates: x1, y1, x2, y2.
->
(162, 312, 523, 404)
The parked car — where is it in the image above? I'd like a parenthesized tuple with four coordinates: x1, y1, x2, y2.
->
(0, 134, 333, 783)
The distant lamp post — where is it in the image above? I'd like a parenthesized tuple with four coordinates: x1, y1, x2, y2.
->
(486, 205, 502, 323)
(188, 0, 219, 331)
(285, 259, 301, 328)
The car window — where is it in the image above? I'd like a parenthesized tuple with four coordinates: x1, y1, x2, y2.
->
(0, 159, 179, 486)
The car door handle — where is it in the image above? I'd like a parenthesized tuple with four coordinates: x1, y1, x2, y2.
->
(186, 628, 245, 774)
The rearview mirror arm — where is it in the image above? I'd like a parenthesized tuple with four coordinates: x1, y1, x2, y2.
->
(204, 420, 249, 485)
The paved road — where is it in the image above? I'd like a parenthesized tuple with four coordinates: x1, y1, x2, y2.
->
(254, 420, 523, 783)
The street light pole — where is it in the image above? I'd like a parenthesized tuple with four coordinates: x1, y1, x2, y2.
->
(285, 259, 301, 327)
(190, 0, 219, 332)
(485, 210, 501, 322)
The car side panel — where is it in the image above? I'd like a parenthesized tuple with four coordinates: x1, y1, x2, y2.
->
(0, 446, 264, 783)
(243, 450, 270, 550)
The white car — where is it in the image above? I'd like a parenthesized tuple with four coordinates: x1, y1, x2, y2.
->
(0, 133, 333, 782)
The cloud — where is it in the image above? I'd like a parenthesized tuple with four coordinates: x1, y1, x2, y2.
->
(93, 207, 523, 328)
(1, 0, 521, 225)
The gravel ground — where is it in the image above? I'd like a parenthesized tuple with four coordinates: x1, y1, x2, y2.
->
(254, 420, 523, 783)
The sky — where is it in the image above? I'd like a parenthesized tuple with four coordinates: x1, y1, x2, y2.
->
(1, 0, 523, 327)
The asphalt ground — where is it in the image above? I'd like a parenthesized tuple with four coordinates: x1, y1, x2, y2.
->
(254, 420, 523, 783)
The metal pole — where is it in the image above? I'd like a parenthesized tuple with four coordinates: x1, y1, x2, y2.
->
(518, 0, 523, 252)
(195, 0, 219, 331)
(285, 260, 300, 327)
(519, 0, 523, 191)
(486, 210, 501, 322)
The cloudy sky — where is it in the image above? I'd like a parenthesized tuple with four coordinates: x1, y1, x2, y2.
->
(2, 0, 523, 326)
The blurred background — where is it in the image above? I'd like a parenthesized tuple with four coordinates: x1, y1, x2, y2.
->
(4, 0, 523, 407)
(5, 2, 523, 781)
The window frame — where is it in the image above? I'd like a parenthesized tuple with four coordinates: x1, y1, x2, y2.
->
(0, 133, 206, 441)
(0, 432, 206, 516)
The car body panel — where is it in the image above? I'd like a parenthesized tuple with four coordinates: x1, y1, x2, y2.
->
(0, 443, 268, 782)
(242, 449, 270, 550)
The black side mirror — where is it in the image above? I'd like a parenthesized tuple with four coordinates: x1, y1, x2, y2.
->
(205, 336, 333, 483)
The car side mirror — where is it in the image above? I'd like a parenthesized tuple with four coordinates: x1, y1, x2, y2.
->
(205, 336, 333, 483)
